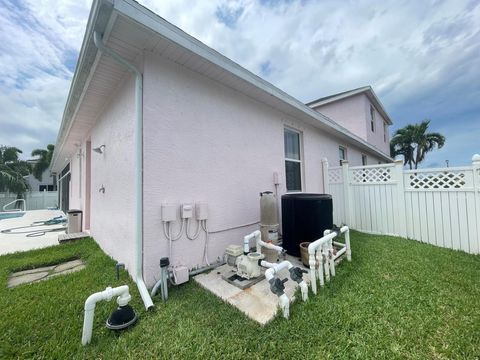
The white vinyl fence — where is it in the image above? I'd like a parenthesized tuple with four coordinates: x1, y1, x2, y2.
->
(324, 156, 480, 254)
(0, 191, 58, 211)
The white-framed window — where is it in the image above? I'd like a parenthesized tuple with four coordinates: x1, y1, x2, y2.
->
(370, 105, 375, 132)
(339, 146, 347, 166)
(362, 154, 367, 166)
(284, 127, 302, 192)
(383, 122, 387, 142)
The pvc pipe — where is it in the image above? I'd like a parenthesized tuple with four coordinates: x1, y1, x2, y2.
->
(308, 232, 336, 295)
(243, 230, 260, 254)
(151, 260, 225, 296)
(94, 32, 153, 310)
(264, 262, 291, 319)
(82, 285, 131, 345)
(256, 237, 284, 254)
(243, 230, 284, 255)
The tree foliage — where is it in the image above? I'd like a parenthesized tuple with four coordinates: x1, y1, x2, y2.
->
(0, 146, 31, 196)
(31, 144, 55, 181)
(390, 120, 445, 169)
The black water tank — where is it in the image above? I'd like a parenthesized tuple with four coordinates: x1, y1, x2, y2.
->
(281, 193, 333, 256)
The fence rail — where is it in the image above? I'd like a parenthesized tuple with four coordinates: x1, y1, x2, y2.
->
(0, 191, 58, 211)
(325, 156, 480, 254)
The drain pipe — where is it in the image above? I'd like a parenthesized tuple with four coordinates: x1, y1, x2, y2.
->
(82, 285, 131, 345)
(93, 32, 153, 310)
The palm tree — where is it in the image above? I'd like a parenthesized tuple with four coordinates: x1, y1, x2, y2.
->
(0, 146, 31, 197)
(31, 144, 55, 181)
(390, 120, 445, 169)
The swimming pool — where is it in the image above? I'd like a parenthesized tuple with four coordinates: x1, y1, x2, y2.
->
(0, 212, 26, 220)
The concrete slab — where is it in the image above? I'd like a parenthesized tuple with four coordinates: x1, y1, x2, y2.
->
(52, 259, 84, 273)
(7, 271, 49, 287)
(58, 232, 89, 243)
(7, 258, 86, 288)
(194, 255, 309, 325)
(0, 209, 66, 255)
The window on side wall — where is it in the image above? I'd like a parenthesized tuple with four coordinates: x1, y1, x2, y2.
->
(284, 128, 302, 192)
(362, 154, 367, 166)
(383, 122, 387, 142)
(370, 105, 375, 132)
(339, 146, 347, 166)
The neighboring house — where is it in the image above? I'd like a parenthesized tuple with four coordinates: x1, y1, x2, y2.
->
(25, 160, 56, 192)
(51, 0, 392, 296)
(307, 86, 392, 165)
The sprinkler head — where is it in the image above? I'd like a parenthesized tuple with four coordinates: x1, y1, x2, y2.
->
(106, 304, 138, 330)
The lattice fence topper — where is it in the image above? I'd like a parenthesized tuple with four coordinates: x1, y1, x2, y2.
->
(408, 171, 466, 189)
(351, 167, 392, 183)
(328, 167, 343, 184)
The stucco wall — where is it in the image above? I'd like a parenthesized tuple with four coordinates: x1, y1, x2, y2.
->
(141, 53, 384, 286)
(312, 94, 368, 141)
(69, 75, 137, 275)
(365, 97, 390, 154)
(312, 93, 390, 156)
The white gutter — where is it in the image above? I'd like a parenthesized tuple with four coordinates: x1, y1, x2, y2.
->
(93, 31, 154, 310)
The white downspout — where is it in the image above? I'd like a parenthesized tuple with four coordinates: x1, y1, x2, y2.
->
(93, 32, 154, 310)
(82, 285, 131, 345)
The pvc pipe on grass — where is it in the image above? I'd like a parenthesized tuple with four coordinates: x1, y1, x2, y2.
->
(82, 285, 131, 345)
(93, 32, 153, 310)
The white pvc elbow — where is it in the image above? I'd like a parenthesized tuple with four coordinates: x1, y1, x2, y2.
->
(82, 285, 131, 346)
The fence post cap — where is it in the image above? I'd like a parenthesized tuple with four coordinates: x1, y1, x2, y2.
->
(394, 159, 404, 165)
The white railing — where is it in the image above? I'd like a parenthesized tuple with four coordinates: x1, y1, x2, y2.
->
(0, 191, 58, 211)
(326, 156, 480, 254)
(2, 199, 26, 212)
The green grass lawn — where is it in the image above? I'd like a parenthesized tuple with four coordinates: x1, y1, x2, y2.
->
(0, 232, 479, 359)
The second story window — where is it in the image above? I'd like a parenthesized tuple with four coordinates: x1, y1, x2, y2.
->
(383, 122, 387, 142)
(284, 128, 302, 192)
(370, 105, 375, 132)
(339, 146, 347, 166)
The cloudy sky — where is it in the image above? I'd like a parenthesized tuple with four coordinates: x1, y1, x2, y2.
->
(1, 0, 479, 167)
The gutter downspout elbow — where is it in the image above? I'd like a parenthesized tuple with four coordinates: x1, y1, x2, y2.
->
(93, 31, 153, 310)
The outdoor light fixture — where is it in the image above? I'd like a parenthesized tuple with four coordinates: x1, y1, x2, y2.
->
(92, 145, 105, 154)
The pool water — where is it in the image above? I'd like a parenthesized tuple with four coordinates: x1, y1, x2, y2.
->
(0, 212, 26, 220)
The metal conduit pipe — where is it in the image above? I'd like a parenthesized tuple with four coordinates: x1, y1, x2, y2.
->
(93, 32, 153, 310)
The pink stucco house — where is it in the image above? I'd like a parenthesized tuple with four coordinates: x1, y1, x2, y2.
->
(51, 0, 392, 308)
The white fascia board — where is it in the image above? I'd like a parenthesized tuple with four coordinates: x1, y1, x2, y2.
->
(114, 0, 392, 161)
(51, 0, 114, 172)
